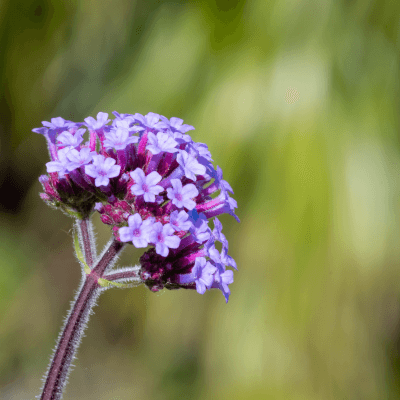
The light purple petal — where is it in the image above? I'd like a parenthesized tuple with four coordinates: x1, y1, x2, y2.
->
(145, 171, 162, 186)
(84, 164, 97, 178)
(84, 112, 110, 130)
(130, 168, 146, 185)
(155, 243, 169, 257)
(119, 226, 133, 242)
(177, 151, 206, 181)
(181, 183, 198, 198)
(145, 112, 160, 127)
(196, 280, 207, 294)
(95, 175, 109, 187)
(164, 234, 180, 249)
(143, 192, 155, 203)
(107, 164, 121, 178)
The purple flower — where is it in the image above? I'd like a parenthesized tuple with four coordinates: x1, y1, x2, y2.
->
(66, 148, 95, 171)
(148, 222, 180, 257)
(130, 168, 163, 202)
(172, 132, 192, 143)
(167, 179, 198, 210)
(133, 112, 167, 131)
(215, 165, 234, 194)
(112, 118, 144, 134)
(46, 147, 70, 176)
(192, 142, 212, 161)
(207, 244, 222, 264)
(177, 150, 206, 181)
(103, 127, 139, 150)
(160, 116, 195, 134)
(146, 132, 178, 154)
(211, 268, 234, 303)
(119, 214, 155, 247)
(186, 209, 211, 243)
(220, 247, 237, 270)
(178, 257, 216, 294)
(85, 154, 121, 187)
(212, 218, 227, 246)
(57, 128, 86, 148)
(220, 193, 239, 222)
(84, 112, 110, 131)
(36, 117, 79, 143)
(169, 210, 192, 232)
(191, 220, 211, 244)
(43, 117, 73, 130)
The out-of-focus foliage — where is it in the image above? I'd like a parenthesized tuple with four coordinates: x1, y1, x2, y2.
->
(1, 0, 400, 399)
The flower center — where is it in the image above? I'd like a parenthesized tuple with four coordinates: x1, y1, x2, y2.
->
(133, 228, 141, 237)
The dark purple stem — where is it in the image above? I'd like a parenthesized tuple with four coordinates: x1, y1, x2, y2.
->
(78, 219, 94, 267)
(104, 268, 140, 282)
(39, 237, 124, 400)
(92, 239, 124, 276)
(40, 275, 100, 400)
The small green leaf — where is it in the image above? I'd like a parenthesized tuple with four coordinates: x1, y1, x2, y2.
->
(97, 278, 133, 288)
(74, 232, 91, 275)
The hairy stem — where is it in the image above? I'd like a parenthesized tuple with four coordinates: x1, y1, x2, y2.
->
(76, 218, 95, 267)
(91, 238, 124, 276)
(39, 275, 100, 400)
(39, 235, 125, 400)
(103, 266, 142, 284)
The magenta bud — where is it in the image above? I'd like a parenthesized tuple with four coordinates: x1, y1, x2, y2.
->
(119, 201, 131, 212)
(111, 212, 122, 224)
(104, 204, 113, 214)
(100, 214, 113, 225)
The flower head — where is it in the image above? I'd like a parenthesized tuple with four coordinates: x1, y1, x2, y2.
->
(35, 110, 239, 300)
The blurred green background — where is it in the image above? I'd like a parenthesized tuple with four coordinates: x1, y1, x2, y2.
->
(1, 0, 400, 399)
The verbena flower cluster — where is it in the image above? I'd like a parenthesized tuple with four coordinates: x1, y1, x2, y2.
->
(34, 112, 239, 302)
